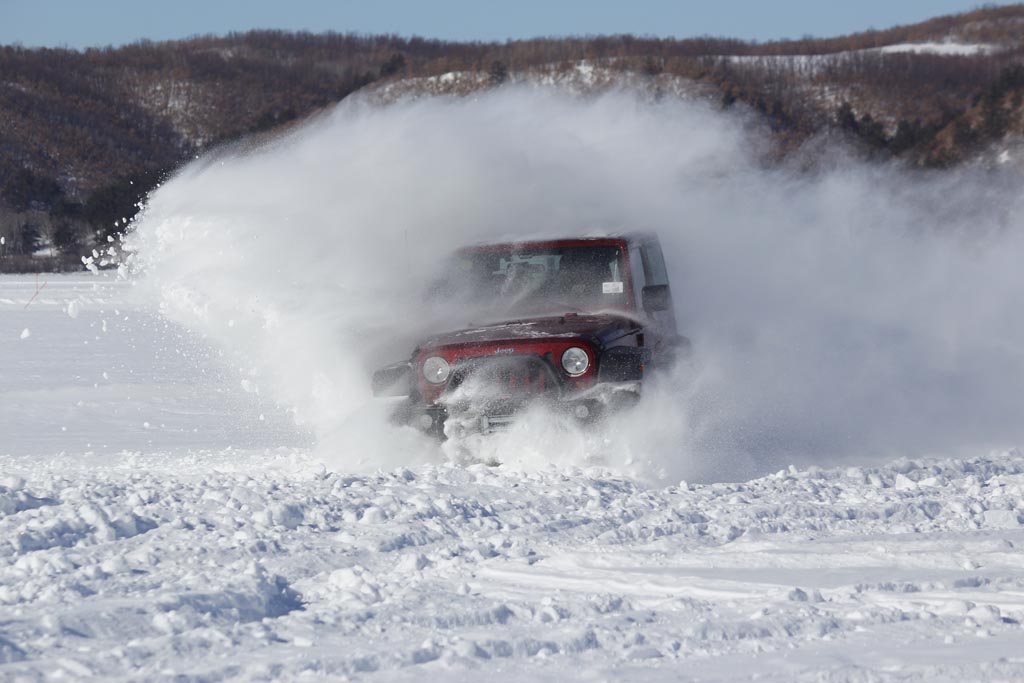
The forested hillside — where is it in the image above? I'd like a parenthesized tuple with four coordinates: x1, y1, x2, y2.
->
(2, 4, 1023, 269)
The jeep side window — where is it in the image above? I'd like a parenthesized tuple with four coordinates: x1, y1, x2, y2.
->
(641, 241, 669, 287)
(639, 239, 679, 335)
(629, 244, 646, 310)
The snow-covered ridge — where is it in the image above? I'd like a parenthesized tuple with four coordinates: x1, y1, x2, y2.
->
(373, 41, 1002, 104)
(877, 41, 1001, 55)
(733, 40, 1001, 61)
(722, 41, 1004, 74)
(370, 60, 715, 103)
(0, 448, 1022, 680)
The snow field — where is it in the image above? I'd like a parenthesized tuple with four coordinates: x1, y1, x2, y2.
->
(0, 448, 1022, 681)
(1, 275, 305, 457)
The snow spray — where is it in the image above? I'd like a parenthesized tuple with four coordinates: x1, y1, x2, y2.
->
(125, 87, 1024, 482)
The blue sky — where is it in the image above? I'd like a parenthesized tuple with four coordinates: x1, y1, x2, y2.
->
(1, 0, 1018, 48)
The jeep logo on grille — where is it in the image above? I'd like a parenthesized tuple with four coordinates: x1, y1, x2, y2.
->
(493, 347, 515, 355)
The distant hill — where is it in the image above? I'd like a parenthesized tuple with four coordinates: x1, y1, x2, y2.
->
(2, 5, 1023, 268)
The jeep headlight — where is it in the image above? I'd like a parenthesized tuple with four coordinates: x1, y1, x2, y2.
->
(561, 347, 589, 376)
(422, 356, 451, 384)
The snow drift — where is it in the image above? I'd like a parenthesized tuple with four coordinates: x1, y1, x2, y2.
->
(124, 87, 1024, 481)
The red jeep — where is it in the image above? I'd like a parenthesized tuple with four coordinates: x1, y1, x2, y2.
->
(372, 234, 686, 436)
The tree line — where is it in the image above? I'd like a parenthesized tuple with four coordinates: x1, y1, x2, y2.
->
(2, 4, 1024, 266)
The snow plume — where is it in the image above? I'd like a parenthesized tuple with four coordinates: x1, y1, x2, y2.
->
(125, 87, 1024, 482)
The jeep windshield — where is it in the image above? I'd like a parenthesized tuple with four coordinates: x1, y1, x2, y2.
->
(430, 242, 630, 317)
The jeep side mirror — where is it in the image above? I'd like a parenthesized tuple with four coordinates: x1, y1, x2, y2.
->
(641, 284, 670, 313)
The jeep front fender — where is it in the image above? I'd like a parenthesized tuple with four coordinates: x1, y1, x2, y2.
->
(597, 346, 651, 382)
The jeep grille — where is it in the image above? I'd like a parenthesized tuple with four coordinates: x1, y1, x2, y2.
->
(447, 355, 560, 400)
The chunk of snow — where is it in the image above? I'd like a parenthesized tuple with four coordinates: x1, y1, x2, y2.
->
(894, 474, 918, 491)
(19, 328, 30, 340)
(360, 506, 387, 524)
(328, 567, 363, 590)
(982, 510, 1021, 529)
(0, 476, 25, 490)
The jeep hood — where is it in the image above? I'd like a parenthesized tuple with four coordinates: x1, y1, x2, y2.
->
(417, 313, 639, 351)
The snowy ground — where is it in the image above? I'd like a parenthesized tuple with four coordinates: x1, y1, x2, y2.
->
(0, 274, 305, 457)
(2, 274, 1024, 682)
